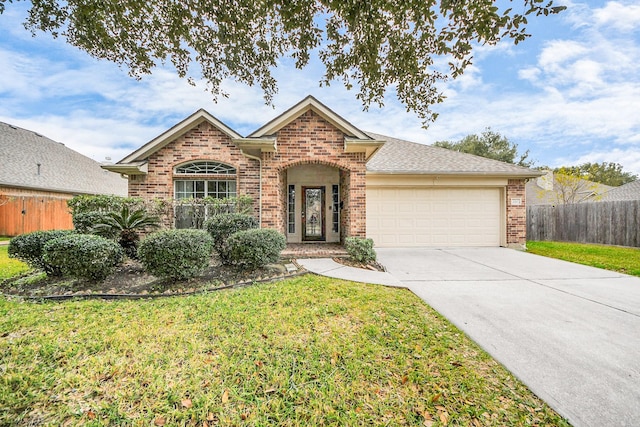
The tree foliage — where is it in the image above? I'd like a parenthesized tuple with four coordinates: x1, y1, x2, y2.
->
(541, 172, 603, 205)
(434, 128, 532, 166)
(1, 0, 564, 124)
(553, 163, 638, 187)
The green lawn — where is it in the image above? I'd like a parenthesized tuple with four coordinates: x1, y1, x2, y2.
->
(0, 245, 29, 280)
(527, 241, 640, 277)
(0, 237, 10, 242)
(0, 276, 568, 426)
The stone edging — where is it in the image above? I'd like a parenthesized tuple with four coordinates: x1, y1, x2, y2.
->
(4, 269, 309, 302)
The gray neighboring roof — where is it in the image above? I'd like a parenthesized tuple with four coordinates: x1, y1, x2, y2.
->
(0, 121, 128, 196)
(365, 132, 543, 177)
(600, 180, 640, 201)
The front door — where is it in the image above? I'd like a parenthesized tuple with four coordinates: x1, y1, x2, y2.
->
(302, 186, 325, 241)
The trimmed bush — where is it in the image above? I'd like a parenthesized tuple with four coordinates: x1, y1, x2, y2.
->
(138, 229, 214, 280)
(8, 230, 76, 275)
(43, 234, 124, 281)
(72, 211, 111, 235)
(345, 237, 376, 263)
(226, 229, 286, 269)
(205, 213, 258, 263)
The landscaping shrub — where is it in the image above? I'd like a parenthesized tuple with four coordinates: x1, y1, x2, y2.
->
(226, 228, 286, 269)
(138, 229, 214, 280)
(72, 211, 111, 235)
(205, 213, 258, 263)
(68, 194, 171, 231)
(92, 206, 160, 259)
(43, 234, 124, 281)
(8, 230, 76, 275)
(345, 237, 376, 263)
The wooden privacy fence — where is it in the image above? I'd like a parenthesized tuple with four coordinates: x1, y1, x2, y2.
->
(527, 200, 640, 247)
(0, 194, 73, 236)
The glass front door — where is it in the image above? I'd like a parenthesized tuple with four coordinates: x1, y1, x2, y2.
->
(302, 186, 325, 241)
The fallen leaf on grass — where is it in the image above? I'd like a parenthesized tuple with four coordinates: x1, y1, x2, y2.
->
(207, 412, 215, 421)
(154, 417, 166, 426)
(86, 410, 96, 420)
(181, 398, 192, 408)
(439, 411, 449, 425)
(222, 389, 230, 403)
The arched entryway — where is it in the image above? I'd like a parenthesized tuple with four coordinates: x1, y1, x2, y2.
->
(281, 163, 348, 243)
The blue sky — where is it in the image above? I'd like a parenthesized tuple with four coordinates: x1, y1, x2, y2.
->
(1, 1, 639, 176)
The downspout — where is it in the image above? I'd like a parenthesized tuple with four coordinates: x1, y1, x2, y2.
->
(240, 150, 262, 225)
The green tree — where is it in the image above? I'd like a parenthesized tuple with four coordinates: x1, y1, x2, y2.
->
(542, 172, 603, 205)
(434, 128, 532, 166)
(553, 163, 637, 187)
(0, 0, 564, 124)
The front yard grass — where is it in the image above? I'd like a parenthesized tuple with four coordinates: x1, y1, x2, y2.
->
(0, 245, 29, 280)
(527, 241, 640, 277)
(0, 276, 569, 426)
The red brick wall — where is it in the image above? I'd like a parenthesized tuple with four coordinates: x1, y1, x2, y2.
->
(128, 122, 260, 222)
(506, 179, 527, 246)
(261, 110, 367, 238)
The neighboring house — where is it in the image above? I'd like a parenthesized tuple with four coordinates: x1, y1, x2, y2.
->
(526, 170, 612, 206)
(600, 180, 640, 201)
(103, 96, 541, 248)
(0, 122, 128, 236)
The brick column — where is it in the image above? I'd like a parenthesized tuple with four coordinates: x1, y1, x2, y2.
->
(506, 179, 527, 248)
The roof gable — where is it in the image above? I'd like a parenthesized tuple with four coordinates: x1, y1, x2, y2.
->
(248, 95, 370, 139)
(120, 109, 243, 163)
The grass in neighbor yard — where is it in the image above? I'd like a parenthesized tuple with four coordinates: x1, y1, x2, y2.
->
(527, 241, 640, 277)
(0, 276, 569, 427)
(0, 245, 29, 280)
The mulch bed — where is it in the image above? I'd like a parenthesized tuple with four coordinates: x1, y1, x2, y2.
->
(0, 257, 305, 299)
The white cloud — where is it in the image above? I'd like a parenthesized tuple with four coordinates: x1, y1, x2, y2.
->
(593, 1, 640, 32)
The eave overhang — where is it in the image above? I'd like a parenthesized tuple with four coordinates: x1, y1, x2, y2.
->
(366, 170, 545, 179)
(233, 137, 277, 157)
(101, 161, 148, 176)
(344, 138, 385, 160)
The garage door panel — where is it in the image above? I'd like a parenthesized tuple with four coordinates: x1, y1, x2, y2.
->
(367, 187, 501, 247)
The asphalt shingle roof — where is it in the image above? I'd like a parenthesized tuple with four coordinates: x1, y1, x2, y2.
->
(365, 132, 541, 177)
(600, 180, 640, 201)
(0, 122, 128, 195)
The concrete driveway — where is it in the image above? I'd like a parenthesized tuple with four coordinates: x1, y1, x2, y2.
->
(376, 247, 640, 427)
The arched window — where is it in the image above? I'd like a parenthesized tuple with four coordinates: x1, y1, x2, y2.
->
(174, 161, 236, 175)
(173, 161, 237, 200)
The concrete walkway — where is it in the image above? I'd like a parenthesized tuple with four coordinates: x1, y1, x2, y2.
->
(299, 248, 640, 427)
(296, 258, 403, 287)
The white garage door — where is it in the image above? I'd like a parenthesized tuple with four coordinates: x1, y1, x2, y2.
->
(367, 187, 501, 247)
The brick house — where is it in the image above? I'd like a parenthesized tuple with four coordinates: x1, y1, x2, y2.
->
(103, 96, 541, 248)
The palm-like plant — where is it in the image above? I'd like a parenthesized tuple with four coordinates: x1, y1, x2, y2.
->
(92, 206, 160, 259)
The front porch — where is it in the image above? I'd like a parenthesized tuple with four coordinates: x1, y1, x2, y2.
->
(281, 243, 348, 259)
